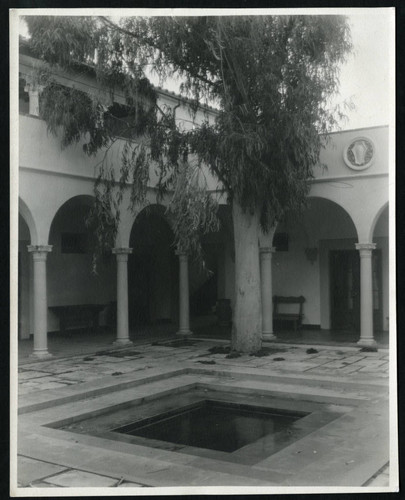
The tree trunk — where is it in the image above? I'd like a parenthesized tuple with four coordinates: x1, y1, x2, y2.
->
(231, 198, 262, 353)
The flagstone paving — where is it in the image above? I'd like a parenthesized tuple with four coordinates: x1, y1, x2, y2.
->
(18, 341, 389, 396)
(15, 338, 394, 492)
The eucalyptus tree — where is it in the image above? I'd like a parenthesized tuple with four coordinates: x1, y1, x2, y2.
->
(24, 15, 352, 352)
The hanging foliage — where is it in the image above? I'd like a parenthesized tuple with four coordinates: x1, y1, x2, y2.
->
(23, 14, 352, 350)
(24, 14, 352, 240)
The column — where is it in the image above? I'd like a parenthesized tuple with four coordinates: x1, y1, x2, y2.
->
(24, 81, 44, 117)
(260, 246, 276, 341)
(27, 245, 52, 358)
(176, 251, 193, 336)
(355, 243, 377, 347)
(112, 248, 132, 345)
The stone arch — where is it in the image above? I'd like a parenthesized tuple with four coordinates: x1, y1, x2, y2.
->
(46, 194, 116, 330)
(48, 194, 96, 250)
(44, 183, 96, 243)
(259, 224, 278, 248)
(369, 201, 389, 242)
(370, 202, 389, 332)
(306, 195, 359, 241)
(49, 195, 95, 232)
(19, 171, 97, 246)
(130, 203, 174, 248)
(128, 204, 177, 326)
(273, 195, 358, 258)
(19, 197, 37, 245)
(115, 195, 173, 248)
(136, 203, 171, 223)
(272, 196, 359, 331)
(18, 198, 37, 339)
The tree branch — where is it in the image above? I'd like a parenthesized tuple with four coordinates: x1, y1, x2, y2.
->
(99, 16, 220, 91)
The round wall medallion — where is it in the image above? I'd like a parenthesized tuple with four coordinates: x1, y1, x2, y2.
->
(343, 137, 375, 170)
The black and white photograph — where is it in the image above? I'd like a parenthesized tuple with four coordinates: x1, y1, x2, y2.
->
(10, 7, 396, 495)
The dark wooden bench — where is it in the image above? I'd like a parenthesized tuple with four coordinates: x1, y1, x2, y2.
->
(273, 296, 305, 331)
(50, 304, 106, 334)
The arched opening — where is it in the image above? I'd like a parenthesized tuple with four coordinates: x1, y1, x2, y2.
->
(19, 198, 37, 245)
(370, 202, 389, 242)
(18, 214, 32, 339)
(190, 204, 234, 328)
(372, 204, 389, 333)
(47, 195, 116, 334)
(128, 205, 177, 327)
(272, 197, 360, 334)
(189, 244, 218, 319)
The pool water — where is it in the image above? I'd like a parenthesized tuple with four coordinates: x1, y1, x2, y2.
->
(114, 400, 303, 452)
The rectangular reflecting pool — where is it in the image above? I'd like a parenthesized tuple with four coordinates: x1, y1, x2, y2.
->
(53, 384, 344, 464)
(113, 400, 304, 452)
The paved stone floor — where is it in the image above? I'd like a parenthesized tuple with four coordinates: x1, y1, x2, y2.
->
(18, 340, 389, 396)
(14, 335, 395, 493)
(17, 318, 389, 363)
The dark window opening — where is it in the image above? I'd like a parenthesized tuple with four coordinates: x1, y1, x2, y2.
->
(105, 103, 139, 140)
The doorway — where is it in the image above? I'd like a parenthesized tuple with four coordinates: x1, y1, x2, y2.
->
(128, 207, 177, 327)
(330, 250, 382, 332)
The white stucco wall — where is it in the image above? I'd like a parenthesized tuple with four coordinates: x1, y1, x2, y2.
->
(316, 126, 388, 179)
(18, 52, 391, 337)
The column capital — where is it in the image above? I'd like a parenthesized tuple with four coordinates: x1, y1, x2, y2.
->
(112, 247, 133, 255)
(113, 247, 132, 263)
(176, 249, 189, 258)
(259, 246, 276, 254)
(27, 245, 52, 261)
(28, 245, 53, 252)
(24, 78, 46, 117)
(355, 243, 376, 255)
(24, 82, 45, 94)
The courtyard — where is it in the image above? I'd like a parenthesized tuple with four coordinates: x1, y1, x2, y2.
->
(13, 10, 395, 496)
(15, 329, 391, 493)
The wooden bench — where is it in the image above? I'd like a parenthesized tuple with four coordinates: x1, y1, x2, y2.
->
(273, 296, 305, 331)
(50, 304, 106, 334)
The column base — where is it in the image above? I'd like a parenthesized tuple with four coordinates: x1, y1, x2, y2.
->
(176, 330, 193, 337)
(113, 339, 133, 346)
(29, 350, 53, 360)
(357, 337, 377, 348)
(262, 333, 277, 342)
